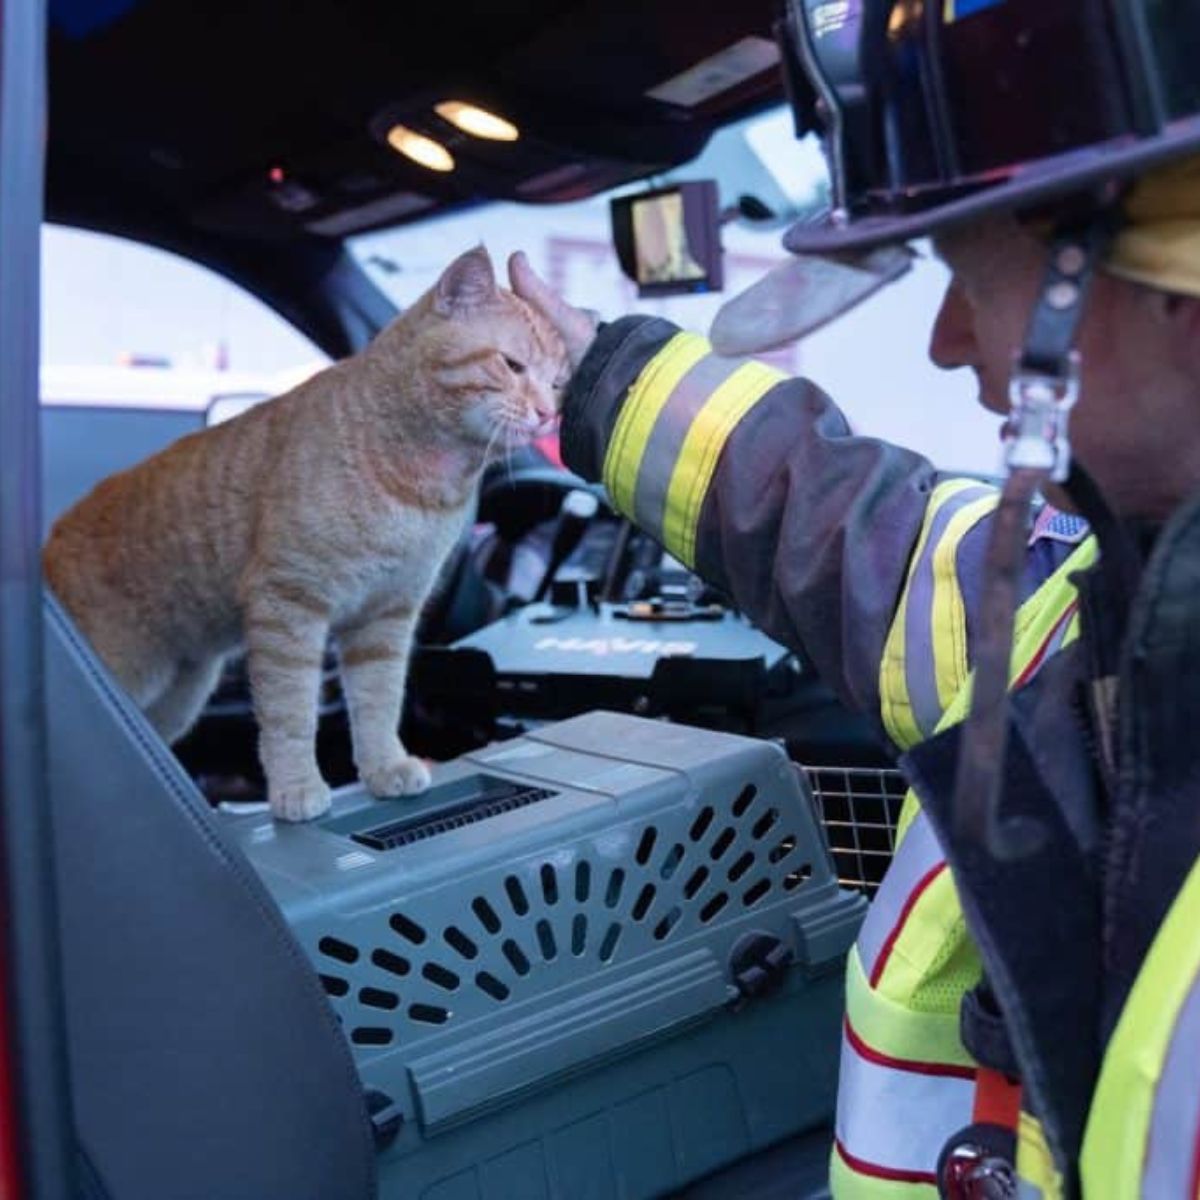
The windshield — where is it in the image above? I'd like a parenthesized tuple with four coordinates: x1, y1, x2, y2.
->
(350, 105, 998, 474)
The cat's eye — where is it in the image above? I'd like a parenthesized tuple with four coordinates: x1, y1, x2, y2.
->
(503, 356, 526, 375)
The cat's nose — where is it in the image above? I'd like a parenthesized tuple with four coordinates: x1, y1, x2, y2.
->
(530, 399, 559, 436)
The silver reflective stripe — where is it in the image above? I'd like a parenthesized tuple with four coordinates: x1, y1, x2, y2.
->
(903, 485, 993, 738)
(836, 1020, 975, 1180)
(1142, 967, 1200, 1197)
(1017, 1182, 1044, 1199)
(854, 810, 945, 984)
(629, 353, 746, 538)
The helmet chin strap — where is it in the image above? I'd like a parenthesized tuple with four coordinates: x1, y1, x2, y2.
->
(953, 214, 1118, 861)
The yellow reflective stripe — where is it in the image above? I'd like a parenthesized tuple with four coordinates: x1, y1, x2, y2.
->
(846, 939, 977, 1069)
(930, 494, 999, 710)
(1081, 855, 1200, 1199)
(1016, 1111, 1062, 1199)
(1010, 538, 1097, 659)
(661, 359, 784, 567)
(880, 478, 983, 751)
(601, 332, 708, 516)
(929, 536, 1098, 733)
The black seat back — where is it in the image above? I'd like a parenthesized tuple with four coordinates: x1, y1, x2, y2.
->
(42, 595, 376, 1200)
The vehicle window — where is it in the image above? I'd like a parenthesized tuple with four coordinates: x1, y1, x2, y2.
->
(39, 225, 330, 530)
(351, 106, 999, 476)
(41, 224, 328, 412)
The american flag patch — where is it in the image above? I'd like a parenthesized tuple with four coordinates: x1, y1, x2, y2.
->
(1029, 505, 1090, 546)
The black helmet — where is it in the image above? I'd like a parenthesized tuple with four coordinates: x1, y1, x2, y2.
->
(780, 0, 1200, 252)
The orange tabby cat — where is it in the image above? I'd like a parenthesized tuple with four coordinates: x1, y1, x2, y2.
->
(44, 246, 567, 821)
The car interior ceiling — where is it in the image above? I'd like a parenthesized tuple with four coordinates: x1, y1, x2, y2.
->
(46, 0, 786, 354)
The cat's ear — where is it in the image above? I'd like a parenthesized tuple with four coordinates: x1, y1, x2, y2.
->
(434, 245, 497, 316)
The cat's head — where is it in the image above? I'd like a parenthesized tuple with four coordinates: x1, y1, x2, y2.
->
(386, 246, 569, 450)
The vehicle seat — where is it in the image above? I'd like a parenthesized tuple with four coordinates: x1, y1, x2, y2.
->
(41, 593, 377, 1200)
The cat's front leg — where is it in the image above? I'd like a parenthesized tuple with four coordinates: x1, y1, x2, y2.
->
(244, 585, 332, 821)
(337, 606, 431, 798)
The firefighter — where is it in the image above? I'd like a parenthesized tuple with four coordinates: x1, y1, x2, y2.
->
(510, 5, 1200, 1197)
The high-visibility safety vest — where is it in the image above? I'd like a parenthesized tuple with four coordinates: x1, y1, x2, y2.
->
(600, 333, 1200, 1199)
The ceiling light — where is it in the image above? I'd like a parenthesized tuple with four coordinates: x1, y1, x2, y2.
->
(435, 101, 520, 142)
(386, 124, 455, 172)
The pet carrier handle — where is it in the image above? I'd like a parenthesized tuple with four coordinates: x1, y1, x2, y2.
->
(408, 948, 734, 1133)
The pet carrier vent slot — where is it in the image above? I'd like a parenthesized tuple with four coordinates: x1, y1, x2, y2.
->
(575, 861, 591, 902)
(709, 828, 736, 861)
(660, 844, 685, 880)
(320, 974, 349, 997)
(752, 809, 780, 839)
(536, 919, 557, 961)
(635, 827, 657, 865)
(347, 776, 557, 850)
(699, 893, 729, 923)
(422, 963, 460, 992)
(598, 923, 622, 963)
(351, 1027, 393, 1045)
(684, 866, 709, 899)
(504, 876, 530, 917)
(389, 913, 427, 945)
(472, 896, 502, 933)
(572, 914, 588, 956)
(631, 884, 656, 921)
(318, 936, 359, 964)
(359, 987, 399, 1010)
(732, 785, 757, 817)
(689, 807, 714, 841)
(769, 836, 797, 864)
(605, 868, 626, 908)
(443, 926, 478, 959)
(475, 971, 510, 1001)
(540, 864, 559, 905)
(743, 879, 772, 908)
(653, 907, 683, 942)
(784, 865, 813, 890)
(502, 939, 531, 976)
(371, 949, 410, 977)
(409, 1004, 449, 1026)
(727, 852, 755, 882)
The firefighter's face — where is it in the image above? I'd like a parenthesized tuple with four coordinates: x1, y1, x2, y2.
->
(929, 216, 1200, 517)
(929, 217, 1046, 419)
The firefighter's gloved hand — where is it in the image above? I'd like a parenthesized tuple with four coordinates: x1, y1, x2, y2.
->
(508, 251, 599, 371)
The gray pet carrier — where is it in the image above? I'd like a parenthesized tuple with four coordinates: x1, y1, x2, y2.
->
(227, 711, 866, 1199)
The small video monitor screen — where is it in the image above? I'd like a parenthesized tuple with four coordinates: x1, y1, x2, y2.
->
(611, 181, 723, 298)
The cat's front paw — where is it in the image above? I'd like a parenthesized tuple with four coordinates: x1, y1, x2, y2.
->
(362, 755, 432, 798)
(269, 777, 332, 822)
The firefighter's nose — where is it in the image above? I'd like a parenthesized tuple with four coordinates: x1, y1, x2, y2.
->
(929, 277, 976, 371)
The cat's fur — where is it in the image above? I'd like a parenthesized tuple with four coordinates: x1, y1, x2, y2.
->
(44, 247, 567, 821)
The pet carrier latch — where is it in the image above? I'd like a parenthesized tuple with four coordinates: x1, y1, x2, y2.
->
(366, 1088, 404, 1149)
(729, 933, 794, 1001)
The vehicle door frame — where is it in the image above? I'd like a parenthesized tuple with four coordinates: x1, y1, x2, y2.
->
(0, 0, 77, 1195)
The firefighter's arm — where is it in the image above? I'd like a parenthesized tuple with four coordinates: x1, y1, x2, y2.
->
(558, 313, 947, 734)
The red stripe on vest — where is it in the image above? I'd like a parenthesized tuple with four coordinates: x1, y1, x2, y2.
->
(835, 1137, 940, 1185)
(1013, 600, 1079, 689)
(844, 1016, 977, 1080)
(869, 861, 949, 988)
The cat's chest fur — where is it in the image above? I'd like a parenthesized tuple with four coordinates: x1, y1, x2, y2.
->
(322, 491, 472, 629)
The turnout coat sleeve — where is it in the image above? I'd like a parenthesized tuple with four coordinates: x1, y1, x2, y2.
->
(559, 314, 950, 743)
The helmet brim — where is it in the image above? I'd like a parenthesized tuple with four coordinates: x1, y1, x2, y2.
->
(784, 116, 1200, 255)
